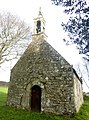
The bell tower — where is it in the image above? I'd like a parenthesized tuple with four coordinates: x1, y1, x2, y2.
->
(33, 7, 46, 35)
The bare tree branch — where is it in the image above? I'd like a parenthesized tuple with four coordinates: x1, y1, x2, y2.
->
(76, 62, 89, 90)
(0, 11, 31, 65)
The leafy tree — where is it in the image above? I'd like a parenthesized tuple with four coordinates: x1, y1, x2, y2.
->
(51, 0, 72, 6)
(52, 0, 89, 90)
(0, 12, 31, 66)
(51, 0, 89, 60)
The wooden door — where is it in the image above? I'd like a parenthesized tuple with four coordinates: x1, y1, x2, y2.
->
(31, 85, 41, 112)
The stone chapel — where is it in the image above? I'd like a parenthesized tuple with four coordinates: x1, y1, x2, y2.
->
(7, 8, 83, 115)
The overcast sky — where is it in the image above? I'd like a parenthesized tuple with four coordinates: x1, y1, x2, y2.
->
(0, 0, 88, 92)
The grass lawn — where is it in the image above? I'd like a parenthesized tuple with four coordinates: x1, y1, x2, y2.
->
(0, 86, 8, 106)
(0, 86, 89, 120)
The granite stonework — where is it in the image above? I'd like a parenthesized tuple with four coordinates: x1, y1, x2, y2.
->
(73, 73, 83, 112)
(7, 33, 83, 115)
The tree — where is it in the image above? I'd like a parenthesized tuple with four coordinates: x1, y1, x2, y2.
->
(51, 0, 89, 60)
(76, 60, 89, 90)
(51, 0, 89, 91)
(0, 12, 31, 66)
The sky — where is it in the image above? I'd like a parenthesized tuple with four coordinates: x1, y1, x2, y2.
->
(0, 0, 89, 92)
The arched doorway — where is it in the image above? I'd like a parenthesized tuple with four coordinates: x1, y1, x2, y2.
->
(31, 85, 41, 112)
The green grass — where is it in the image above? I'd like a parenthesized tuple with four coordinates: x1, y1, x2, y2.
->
(0, 86, 89, 120)
(0, 86, 8, 106)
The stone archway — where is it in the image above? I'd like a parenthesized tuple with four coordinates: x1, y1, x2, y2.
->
(31, 85, 41, 112)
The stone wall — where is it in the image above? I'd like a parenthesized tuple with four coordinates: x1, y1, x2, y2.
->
(7, 33, 83, 115)
(73, 74, 83, 112)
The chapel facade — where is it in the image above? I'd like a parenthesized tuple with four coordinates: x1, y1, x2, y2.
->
(7, 8, 83, 115)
